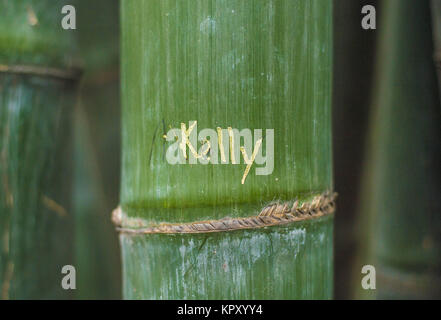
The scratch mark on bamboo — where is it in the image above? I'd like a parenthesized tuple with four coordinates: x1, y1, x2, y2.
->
(148, 124, 159, 166)
(240, 138, 262, 184)
(217, 127, 226, 163)
(228, 127, 236, 164)
(42, 196, 68, 218)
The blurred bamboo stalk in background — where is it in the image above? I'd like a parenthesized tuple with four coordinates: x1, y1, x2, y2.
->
(119, 0, 334, 299)
(356, 0, 441, 299)
(332, 0, 378, 299)
(0, 0, 79, 299)
(432, 0, 441, 98)
(74, 0, 121, 300)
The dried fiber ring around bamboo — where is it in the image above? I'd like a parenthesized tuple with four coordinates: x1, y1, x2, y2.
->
(112, 192, 337, 235)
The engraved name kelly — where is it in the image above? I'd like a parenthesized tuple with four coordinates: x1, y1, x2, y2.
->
(164, 121, 274, 184)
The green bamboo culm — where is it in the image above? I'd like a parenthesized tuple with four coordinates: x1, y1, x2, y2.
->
(356, 0, 441, 299)
(0, 1, 78, 299)
(119, 0, 333, 299)
(332, 0, 378, 299)
(74, 0, 121, 299)
(432, 0, 441, 97)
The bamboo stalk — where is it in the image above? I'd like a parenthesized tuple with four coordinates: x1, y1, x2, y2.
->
(356, 0, 441, 299)
(0, 0, 78, 299)
(332, 0, 379, 299)
(119, 0, 334, 299)
(74, 0, 121, 299)
(432, 0, 441, 97)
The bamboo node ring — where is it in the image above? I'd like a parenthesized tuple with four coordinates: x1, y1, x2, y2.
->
(112, 192, 337, 235)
